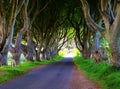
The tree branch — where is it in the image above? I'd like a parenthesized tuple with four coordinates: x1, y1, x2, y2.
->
(15, 0, 25, 17)
(101, 0, 114, 25)
(80, 0, 105, 35)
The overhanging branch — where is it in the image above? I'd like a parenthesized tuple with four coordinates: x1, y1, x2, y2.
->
(80, 0, 105, 35)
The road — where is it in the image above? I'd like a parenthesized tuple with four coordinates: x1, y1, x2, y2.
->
(0, 57, 74, 89)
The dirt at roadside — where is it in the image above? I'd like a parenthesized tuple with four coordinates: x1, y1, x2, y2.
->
(69, 66, 100, 89)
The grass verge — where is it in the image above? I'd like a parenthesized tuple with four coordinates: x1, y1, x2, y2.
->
(73, 56, 120, 89)
(0, 55, 63, 84)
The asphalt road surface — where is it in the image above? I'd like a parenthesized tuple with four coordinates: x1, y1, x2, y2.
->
(0, 57, 74, 89)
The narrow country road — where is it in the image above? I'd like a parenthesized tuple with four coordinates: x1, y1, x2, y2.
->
(0, 57, 100, 89)
(0, 58, 74, 89)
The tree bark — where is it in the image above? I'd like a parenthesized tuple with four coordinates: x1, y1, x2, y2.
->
(35, 46, 41, 61)
(108, 4, 120, 66)
(10, 0, 29, 65)
(36, 50, 40, 61)
(26, 30, 35, 61)
(20, 44, 27, 57)
(0, 1, 24, 65)
(10, 29, 25, 65)
(80, 0, 120, 67)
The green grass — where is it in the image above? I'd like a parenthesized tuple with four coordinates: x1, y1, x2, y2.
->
(73, 56, 120, 89)
(0, 55, 63, 83)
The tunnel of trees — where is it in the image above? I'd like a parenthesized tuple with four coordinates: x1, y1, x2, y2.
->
(0, 0, 120, 67)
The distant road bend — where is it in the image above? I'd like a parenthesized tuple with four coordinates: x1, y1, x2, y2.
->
(0, 58, 74, 89)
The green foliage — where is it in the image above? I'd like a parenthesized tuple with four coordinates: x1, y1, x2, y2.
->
(58, 48, 80, 57)
(72, 48, 80, 57)
(101, 38, 110, 57)
(58, 48, 68, 57)
(73, 56, 120, 89)
(67, 28, 75, 39)
(0, 55, 63, 83)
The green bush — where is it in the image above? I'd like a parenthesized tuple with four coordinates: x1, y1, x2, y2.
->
(73, 56, 120, 89)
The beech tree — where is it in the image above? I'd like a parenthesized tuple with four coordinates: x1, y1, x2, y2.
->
(10, 0, 29, 65)
(0, 0, 24, 65)
(80, 0, 120, 67)
(19, 0, 50, 61)
(31, 0, 69, 60)
(68, 9, 93, 58)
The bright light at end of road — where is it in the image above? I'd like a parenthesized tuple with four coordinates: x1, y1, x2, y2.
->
(64, 52, 74, 57)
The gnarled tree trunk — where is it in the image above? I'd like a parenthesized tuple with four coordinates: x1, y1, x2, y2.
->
(10, 0, 29, 65)
(10, 28, 25, 65)
(26, 30, 35, 61)
(0, 1, 24, 65)
(101, 0, 120, 66)
(80, 0, 120, 67)
(108, 18, 120, 66)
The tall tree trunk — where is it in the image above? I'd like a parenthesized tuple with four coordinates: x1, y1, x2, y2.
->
(10, 29, 24, 65)
(36, 50, 40, 61)
(20, 44, 27, 57)
(0, 2, 23, 65)
(26, 30, 34, 61)
(42, 49, 46, 59)
(92, 31, 102, 63)
(0, 0, 24, 65)
(108, 18, 120, 66)
(0, 13, 6, 65)
(81, 43, 91, 59)
(101, 1, 120, 66)
(0, 17, 6, 52)
(10, 0, 29, 65)
(80, 0, 120, 67)
(35, 46, 41, 61)
(82, 48, 88, 59)
(1, 18, 16, 65)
